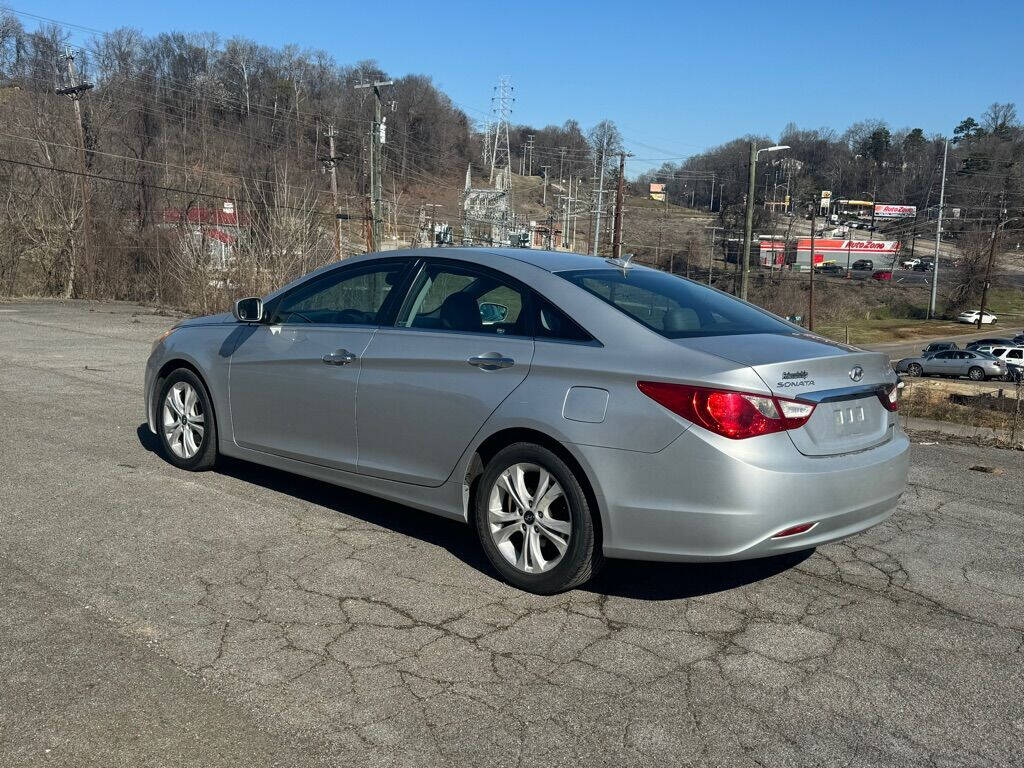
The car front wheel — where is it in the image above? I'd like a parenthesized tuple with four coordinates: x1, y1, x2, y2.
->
(907, 363, 923, 377)
(474, 443, 602, 594)
(157, 369, 218, 471)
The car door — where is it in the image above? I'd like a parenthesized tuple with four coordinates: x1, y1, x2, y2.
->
(954, 351, 979, 376)
(924, 350, 955, 375)
(355, 259, 535, 486)
(228, 258, 412, 471)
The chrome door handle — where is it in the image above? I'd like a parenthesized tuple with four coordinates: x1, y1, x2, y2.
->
(467, 352, 515, 370)
(322, 349, 357, 366)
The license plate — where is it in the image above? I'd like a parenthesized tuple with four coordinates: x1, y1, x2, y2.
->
(833, 404, 869, 436)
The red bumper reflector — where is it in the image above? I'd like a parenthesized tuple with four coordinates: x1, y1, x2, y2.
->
(772, 522, 817, 538)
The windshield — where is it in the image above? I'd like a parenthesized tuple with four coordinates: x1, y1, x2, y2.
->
(558, 268, 797, 339)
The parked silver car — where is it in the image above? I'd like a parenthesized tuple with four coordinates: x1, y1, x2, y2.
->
(145, 249, 909, 593)
(895, 349, 1007, 381)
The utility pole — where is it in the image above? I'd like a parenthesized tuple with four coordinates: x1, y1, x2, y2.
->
(425, 203, 441, 246)
(558, 147, 566, 181)
(705, 226, 720, 285)
(928, 139, 948, 319)
(709, 171, 716, 211)
(592, 142, 607, 256)
(562, 174, 575, 250)
(977, 191, 1005, 329)
(540, 165, 551, 205)
(56, 48, 93, 299)
(611, 152, 630, 260)
(526, 134, 535, 176)
(354, 79, 393, 251)
(808, 206, 816, 331)
(320, 124, 344, 259)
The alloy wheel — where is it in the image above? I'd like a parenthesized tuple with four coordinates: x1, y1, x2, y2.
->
(162, 381, 205, 459)
(487, 462, 572, 574)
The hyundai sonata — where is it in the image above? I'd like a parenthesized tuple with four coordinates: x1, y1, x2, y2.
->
(145, 249, 909, 593)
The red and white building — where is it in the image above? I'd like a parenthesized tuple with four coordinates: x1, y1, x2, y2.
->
(162, 201, 245, 270)
(794, 238, 900, 270)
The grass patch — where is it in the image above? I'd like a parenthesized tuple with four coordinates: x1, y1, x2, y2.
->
(816, 318, 970, 345)
(985, 287, 1024, 324)
(900, 381, 1019, 430)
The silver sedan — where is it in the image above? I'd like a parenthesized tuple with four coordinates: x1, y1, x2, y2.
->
(895, 350, 1007, 381)
(144, 248, 909, 593)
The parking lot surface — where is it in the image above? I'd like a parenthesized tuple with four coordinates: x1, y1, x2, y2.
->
(1, 300, 1022, 767)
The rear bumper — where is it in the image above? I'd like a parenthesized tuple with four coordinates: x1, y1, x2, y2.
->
(579, 424, 909, 562)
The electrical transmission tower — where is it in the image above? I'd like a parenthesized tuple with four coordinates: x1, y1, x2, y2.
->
(482, 122, 492, 168)
(488, 77, 513, 184)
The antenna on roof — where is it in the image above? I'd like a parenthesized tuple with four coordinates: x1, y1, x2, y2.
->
(605, 253, 635, 274)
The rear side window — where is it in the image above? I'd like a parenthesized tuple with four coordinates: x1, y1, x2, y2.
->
(558, 268, 794, 339)
(533, 295, 594, 343)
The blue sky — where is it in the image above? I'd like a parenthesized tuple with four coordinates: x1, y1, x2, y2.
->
(11, 0, 1023, 172)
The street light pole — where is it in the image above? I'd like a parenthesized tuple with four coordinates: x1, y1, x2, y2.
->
(741, 142, 757, 300)
(741, 144, 789, 301)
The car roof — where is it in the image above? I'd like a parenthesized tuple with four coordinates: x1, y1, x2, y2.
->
(473, 248, 626, 273)
(345, 247, 635, 274)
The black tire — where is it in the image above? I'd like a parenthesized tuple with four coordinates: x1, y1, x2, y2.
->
(155, 368, 218, 471)
(907, 363, 923, 377)
(473, 443, 603, 594)
(968, 366, 985, 381)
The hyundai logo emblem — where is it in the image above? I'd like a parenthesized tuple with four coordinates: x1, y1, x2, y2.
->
(849, 366, 864, 382)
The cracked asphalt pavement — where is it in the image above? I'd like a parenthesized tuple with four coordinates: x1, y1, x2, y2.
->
(1, 300, 1023, 767)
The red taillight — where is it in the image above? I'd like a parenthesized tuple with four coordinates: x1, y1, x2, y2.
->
(772, 522, 817, 538)
(637, 382, 815, 440)
(877, 383, 900, 412)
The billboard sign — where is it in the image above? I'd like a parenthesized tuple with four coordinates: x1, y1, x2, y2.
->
(874, 204, 916, 219)
(649, 183, 666, 201)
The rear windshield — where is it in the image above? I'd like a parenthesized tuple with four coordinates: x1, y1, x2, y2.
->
(558, 268, 796, 339)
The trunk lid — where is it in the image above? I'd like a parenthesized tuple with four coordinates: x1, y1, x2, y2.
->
(674, 333, 896, 456)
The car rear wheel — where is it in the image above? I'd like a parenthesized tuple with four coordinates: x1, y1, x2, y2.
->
(157, 369, 218, 471)
(968, 366, 985, 381)
(907, 363, 923, 377)
(474, 443, 602, 594)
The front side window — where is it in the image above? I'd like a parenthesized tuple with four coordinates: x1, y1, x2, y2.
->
(558, 268, 794, 339)
(270, 261, 407, 325)
(397, 263, 528, 336)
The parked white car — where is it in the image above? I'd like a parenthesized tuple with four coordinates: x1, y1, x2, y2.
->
(957, 310, 998, 325)
(988, 346, 1024, 379)
(902, 258, 921, 269)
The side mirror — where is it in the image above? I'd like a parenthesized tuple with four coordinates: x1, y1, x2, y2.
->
(479, 302, 509, 325)
(233, 297, 263, 323)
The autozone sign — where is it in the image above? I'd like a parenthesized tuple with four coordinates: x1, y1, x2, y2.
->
(874, 204, 916, 218)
